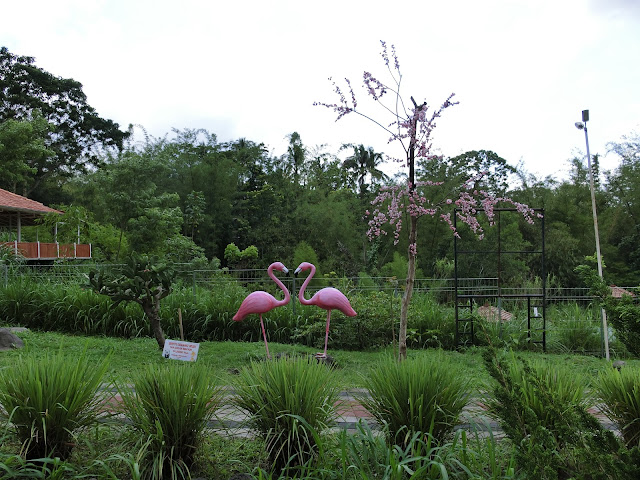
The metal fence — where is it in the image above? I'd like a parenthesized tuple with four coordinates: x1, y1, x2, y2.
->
(0, 262, 604, 305)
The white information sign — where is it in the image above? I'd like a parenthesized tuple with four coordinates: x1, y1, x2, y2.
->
(162, 340, 200, 362)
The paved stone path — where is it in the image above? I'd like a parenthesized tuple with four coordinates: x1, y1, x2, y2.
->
(102, 388, 619, 439)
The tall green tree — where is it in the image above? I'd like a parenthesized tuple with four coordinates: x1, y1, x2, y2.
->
(0, 113, 53, 194)
(283, 131, 307, 186)
(0, 46, 129, 196)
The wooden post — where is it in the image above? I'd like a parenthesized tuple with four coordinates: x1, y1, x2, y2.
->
(178, 308, 184, 341)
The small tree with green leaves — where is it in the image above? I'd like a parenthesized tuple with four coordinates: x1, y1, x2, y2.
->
(224, 242, 258, 269)
(89, 254, 173, 349)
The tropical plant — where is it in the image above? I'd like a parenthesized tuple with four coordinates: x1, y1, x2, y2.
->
(0, 349, 110, 460)
(360, 353, 471, 447)
(596, 365, 640, 448)
(341, 143, 388, 196)
(118, 362, 223, 480)
(232, 355, 339, 474)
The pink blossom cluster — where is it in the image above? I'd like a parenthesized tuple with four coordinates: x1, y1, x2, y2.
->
(380, 40, 400, 71)
(363, 71, 387, 101)
(367, 176, 540, 251)
(312, 77, 356, 121)
(366, 181, 443, 245)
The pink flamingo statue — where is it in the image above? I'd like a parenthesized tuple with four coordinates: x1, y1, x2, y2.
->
(294, 262, 356, 358)
(233, 262, 290, 359)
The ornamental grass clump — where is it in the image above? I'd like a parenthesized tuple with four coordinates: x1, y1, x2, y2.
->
(596, 365, 640, 447)
(360, 353, 471, 447)
(118, 362, 223, 480)
(233, 355, 339, 474)
(0, 350, 110, 460)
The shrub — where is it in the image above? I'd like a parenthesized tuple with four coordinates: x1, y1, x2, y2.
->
(291, 291, 394, 351)
(360, 353, 471, 447)
(490, 353, 588, 428)
(0, 350, 110, 460)
(596, 365, 640, 448)
(118, 362, 222, 480)
(482, 347, 630, 479)
(232, 356, 339, 474)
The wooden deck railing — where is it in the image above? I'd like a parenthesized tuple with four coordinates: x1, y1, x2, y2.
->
(1, 242, 91, 260)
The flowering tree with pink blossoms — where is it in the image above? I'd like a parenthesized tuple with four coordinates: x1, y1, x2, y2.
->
(316, 41, 538, 360)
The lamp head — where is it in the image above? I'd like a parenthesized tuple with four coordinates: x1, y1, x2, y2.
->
(575, 122, 585, 130)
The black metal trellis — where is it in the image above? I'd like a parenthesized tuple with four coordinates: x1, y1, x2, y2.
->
(454, 208, 546, 350)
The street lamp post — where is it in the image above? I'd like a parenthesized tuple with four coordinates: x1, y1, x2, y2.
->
(575, 109, 610, 360)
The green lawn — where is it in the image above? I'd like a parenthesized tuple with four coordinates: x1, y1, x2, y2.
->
(0, 329, 630, 389)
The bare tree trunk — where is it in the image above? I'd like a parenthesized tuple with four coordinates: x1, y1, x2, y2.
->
(398, 214, 417, 361)
(142, 301, 166, 349)
(398, 101, 423, 361)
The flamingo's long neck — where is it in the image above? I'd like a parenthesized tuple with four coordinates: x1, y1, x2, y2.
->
(269, 265, 290, 306)
(298, 264, 315, 305)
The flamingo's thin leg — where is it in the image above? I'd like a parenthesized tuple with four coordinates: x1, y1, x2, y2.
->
(322, 310, 331, 357)
(260, 314, 271, 359)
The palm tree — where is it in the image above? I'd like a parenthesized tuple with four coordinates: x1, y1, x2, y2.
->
(342, 144, 388, 196)
(284, 132, 307, 186)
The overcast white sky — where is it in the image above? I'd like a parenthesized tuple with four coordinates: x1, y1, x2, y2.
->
(2, 0, 639, 181)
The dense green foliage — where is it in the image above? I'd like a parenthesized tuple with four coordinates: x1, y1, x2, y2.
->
(29, 126, 640, 288)
(0, 273, 629, 357)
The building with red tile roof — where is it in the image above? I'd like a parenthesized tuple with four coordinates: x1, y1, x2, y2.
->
(0, 188, 90, 259)
(0, 188, 62, 230)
